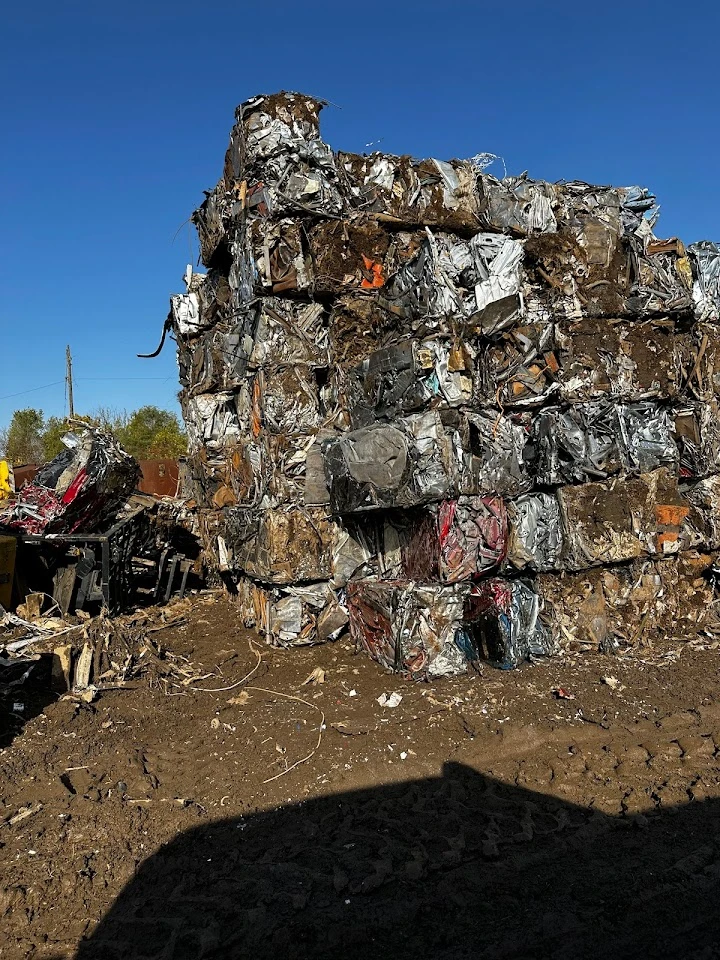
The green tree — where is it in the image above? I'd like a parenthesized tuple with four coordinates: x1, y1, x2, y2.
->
(117, 406, 187, 459)
(42, 416, 68, 461)
(5, 409, 45, 465)
(42, 413, 97, 461)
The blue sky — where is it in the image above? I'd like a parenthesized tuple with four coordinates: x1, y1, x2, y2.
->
(2, 0, 719, 429)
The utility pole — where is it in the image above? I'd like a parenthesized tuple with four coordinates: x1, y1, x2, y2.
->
(66, 345, 74, 419)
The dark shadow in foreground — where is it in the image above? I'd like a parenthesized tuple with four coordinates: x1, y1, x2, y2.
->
(0, 653, 56, 749)
(76, 762, 720, 960)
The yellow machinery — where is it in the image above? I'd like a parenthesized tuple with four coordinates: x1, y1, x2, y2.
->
(0, 460, 14, 499)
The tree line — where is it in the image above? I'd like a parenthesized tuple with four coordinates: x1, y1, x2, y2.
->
(0, 406, 187, 465)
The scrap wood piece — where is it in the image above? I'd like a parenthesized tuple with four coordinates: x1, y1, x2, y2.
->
(2, 802, 43, 828)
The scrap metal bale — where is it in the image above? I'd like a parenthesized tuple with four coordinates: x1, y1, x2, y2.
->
(538, 552, 718, 652)
(479, 174, 558, 235)
(246, 299, 330, 369)
(464, 578, 556, 669)
(553, 316, 688, 403)
(247, 366, 323, 435)
(223, 506, 334, 585)
(558, 467, 689, 568)
(183, 389, 251, 454)
(383, 230, 525, 336)
(238, 576, 347, 646)
(347, 578, 479, 679)
(475, 321, 558, 409)
(682, 475, 720, 550)
(464, 410, 532, 498)
(330, 499, 507, 586)
(224, 93, 345, 221)
(689, 241, 720, 321)
(321, 411, 460, 513)
(347, 337, 473, 428)
(507, 493, 566, 572)
(674, 401, 720, 479)
(529, 400, 678, 485)
(338, 152, 480, 232)
(436, 497, 508, 582)
(626, 233, 694, 316)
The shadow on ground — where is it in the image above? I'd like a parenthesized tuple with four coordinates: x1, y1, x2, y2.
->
(0, 653, 56, 749)
(75, 761, 720, 960)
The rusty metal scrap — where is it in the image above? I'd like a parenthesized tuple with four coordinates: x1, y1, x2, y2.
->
(151, 90, 720, 673)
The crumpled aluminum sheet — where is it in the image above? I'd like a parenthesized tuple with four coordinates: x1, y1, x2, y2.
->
(383, 229, 524, 334)
(464, 410, 532, 498)
(184, 389, 250, 453)
(348, 338, 473, 428)
(480, 175, 558, 235)
(224, 506, 334, 585)
(507, 493, 565, 572)
(0, 429, 140, 536)
(464, 578, 556, 669)
(476, 321, 559, 408)
(626, 228, 693, 316)
(437, 497, 507, 582)
(348, 578, 480, 679)
(228, 227, 259, 311)
(321, 411, 462, 513)
(517, 181, 647, 320)
(330, 500, 507, 586)
(338, 152, 480, 231)
(330, 521, 378, 588)
(242, 129, 343, 220)
(689, 241, 720, 321)
(617, 401, 678, 473)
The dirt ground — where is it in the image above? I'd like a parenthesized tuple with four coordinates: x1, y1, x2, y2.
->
(3, 594, 720, 959)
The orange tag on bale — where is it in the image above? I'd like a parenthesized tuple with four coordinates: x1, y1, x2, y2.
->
(360, 255, 385, 288)
(655, 504, 689, 527)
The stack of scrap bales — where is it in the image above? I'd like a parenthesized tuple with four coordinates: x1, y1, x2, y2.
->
(165, 91, 720, 677)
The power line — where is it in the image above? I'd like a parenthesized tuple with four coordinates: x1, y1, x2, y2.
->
(0, 377, 177, 402)
(0, 381, 64, 402)
(76, 377, 174, 382)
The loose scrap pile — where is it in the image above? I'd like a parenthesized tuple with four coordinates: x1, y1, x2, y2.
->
(164, 91, 720, 678)
(0, 429, 140, 536)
